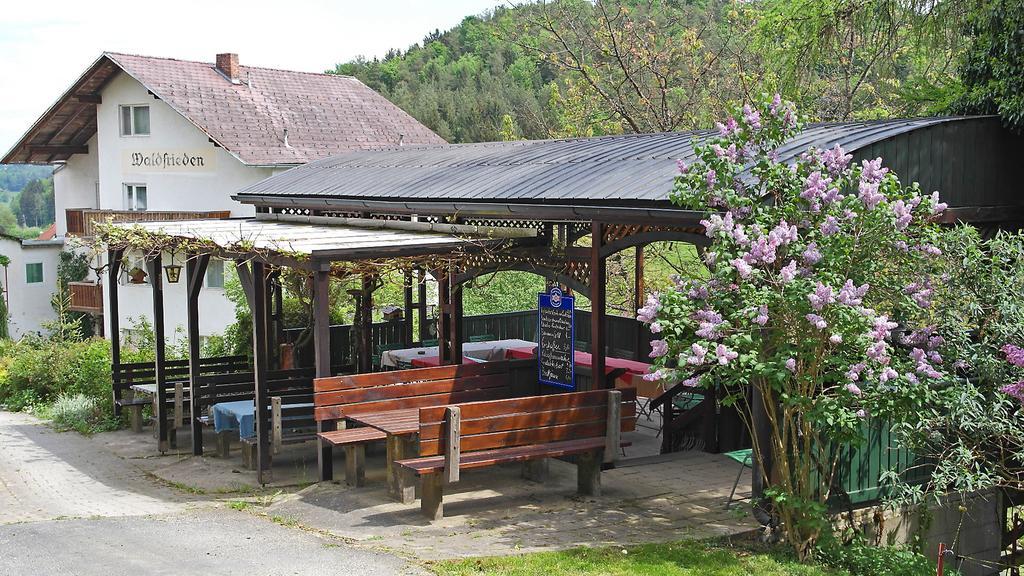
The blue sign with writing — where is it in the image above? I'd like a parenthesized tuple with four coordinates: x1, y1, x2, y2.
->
(537, 287, 575, 389)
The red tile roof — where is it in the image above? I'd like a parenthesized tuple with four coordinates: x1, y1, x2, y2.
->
(3, 52, 445, 166)
(36, 223, 56, 240)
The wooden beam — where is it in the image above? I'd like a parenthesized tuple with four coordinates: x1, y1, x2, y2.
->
(108, 249, 123, 415)
(437, 272, 452, 365)
(29, 145, 88, 155)
(146, 254, 170, 452)
(634, 246, 646, 362)
(590, 222, 607, 390)
(358, 274, 374, 373)
(75, 93, 102, 104)
(444, 406, 461, 484)
(417, 268, 429, 342)
(451, 280, 464, 364)
(252, 260, 272, 484)
(313, 268, 333, 482)
(403, 269, 414, 347)
(187, 254, 210, 456)
(235, 260, 255, 311)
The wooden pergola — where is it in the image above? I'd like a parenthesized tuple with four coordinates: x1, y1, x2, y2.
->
(102, 208, 708, 483)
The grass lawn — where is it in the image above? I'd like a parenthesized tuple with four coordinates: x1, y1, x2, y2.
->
(429, 540, 845, 576)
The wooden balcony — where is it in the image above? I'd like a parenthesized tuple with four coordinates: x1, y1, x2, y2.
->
(65, 208, 232, 237)
(68, 281, 103, 314)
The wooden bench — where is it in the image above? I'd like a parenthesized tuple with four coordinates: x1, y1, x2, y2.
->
(397, 388, 636, 520)
(313, 362, 514, 488)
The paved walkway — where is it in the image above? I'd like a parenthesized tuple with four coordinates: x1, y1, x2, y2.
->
(0, 411, 418, 575)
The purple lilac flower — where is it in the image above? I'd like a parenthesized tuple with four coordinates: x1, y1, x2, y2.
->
(782, 107, 796, 129)
(706, 169, 718, 189)
(806, 313, 828, 330)
(821, 187, 843, 205)
(731, 224, 750, 246)
(715, 344, 739, 365)
(731, 258, 754, 279)
(846, 383, 862, 396)
(704, 251, 717, 266)
(680, 375, 701, 387)
(743, 104, 761, 130)
(716, 117, 739, 136)
(650, 322, 662, 334)
(858, 180, 885, 210)
(802, 243, 822, 265)
(904, 281, 934, 309)
(856, 409, 866, 418)
(636, 292, 660, 323)
(712, 143, 739, 162)
(830, 334, 843, 344)
(785, 358, 797, 373)
(746, 236, 778, 265)
(1003, 344, 1024, 368)
(820, 216, 840, 236)
(837, 280, 869, 306)
(769, 220, 799, 245)
(780, 260, 798, 283)
(686, 343, 708, 365)
(753, 305, 769, 326)
(687, 284, 709, 300)
(846, 363, 865, 381)
(808, 282, 835, 311)
(866, 341, 888, 362)
(643, 369, 668, 382)
(872, 315, 899, 341)
(677, 160, 689, 174)
(1000, 381, 1024, 402)
(769, 93, 782, 114)
(879, 367, 898, 384)
(929, 191, 948, 214)
(861, 157, 888, 183)
(649, 340, 668, 358)
(891, 200, 913, 230)
(821, 144, 853, 175)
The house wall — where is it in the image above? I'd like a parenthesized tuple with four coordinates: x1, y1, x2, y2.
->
(53, 134, 99, 236)
(0, 237, 63, 339)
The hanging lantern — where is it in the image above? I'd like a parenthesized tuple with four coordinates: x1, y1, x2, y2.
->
(163, 254, 181, 284)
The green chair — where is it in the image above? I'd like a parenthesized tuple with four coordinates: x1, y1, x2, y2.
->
(468, 334, 495, 343)
(421, 338, 439, 347)
(724, 448, 753, 509)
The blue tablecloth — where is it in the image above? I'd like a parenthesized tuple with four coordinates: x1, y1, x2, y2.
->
(212, 401, 256, 439)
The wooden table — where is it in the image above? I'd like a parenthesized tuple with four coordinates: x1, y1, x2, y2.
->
(505, 346, 657, 389)
(346, 409, 420, 503)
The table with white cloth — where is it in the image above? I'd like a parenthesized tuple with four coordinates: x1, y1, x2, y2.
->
(379, 338, 537, 368)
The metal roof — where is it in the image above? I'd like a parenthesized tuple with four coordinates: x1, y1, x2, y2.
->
(237, 117, 989, 207)
(113, 215, 534, 262)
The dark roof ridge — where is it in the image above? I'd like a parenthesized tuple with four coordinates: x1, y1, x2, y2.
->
(103, 51, 356, 80)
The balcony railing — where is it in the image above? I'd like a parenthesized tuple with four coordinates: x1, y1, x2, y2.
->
(65, 209, 232, 237)
(68, 281, 103, 314)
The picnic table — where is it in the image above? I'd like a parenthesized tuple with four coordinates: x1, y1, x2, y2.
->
(380, 339, 536, 368)
(212, 400, 258, 440)
(345, 409, 420, 502)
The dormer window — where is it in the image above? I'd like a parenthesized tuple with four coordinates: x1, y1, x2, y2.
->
(120, 105, 150, 136)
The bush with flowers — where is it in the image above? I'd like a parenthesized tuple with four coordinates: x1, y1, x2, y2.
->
(637, 95, 948, 557)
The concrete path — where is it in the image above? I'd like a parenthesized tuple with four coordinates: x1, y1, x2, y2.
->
(0, 411, 418, 575)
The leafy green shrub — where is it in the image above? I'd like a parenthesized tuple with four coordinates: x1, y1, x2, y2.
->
(0, 337, 112, 415)
(816, 539, 942, 576)
(48, 393, 105, 434)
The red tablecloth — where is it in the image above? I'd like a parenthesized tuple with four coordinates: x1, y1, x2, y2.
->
(409, 355, 483, 368)
(505, 346, 653, 386)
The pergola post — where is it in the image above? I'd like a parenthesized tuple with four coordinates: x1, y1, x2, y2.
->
(451, 279, 463, 363)
(416, 268, 428, 342)
(313, 268, 335, 481)
(187, 254, 210, 456)
(403, 269, 414, 347)
(146, 253, 171, 452)
(251, 260, 272, 484)
(633, 245, 645, 362)
(107, 249, 123, 415)
(359, 274, 374, 373)
(437, 271, 452, 365)
(590, 222, 607, 390)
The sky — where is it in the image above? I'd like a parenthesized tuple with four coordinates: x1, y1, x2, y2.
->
(0, 0, 503, 153)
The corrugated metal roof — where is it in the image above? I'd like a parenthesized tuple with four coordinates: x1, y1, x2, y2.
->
(114, 216, 525, 260)
(237, 117, 983, 205)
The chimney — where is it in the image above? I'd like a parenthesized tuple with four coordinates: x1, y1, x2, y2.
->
(215, 53, 241, 84)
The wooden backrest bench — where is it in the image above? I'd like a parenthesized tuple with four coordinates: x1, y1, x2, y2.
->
(313, 362, 514, 484)
(397, 388, 636, 520)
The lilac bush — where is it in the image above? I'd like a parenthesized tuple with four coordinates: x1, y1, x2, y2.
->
(640, 95, 947, 556)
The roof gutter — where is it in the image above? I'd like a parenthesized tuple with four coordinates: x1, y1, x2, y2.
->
(233, 194, 710, 226)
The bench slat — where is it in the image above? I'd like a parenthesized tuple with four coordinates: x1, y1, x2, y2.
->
(314, 387, 508, 421)
(315, 362, 508, 393)
(316, 374, 507, 406)
(399, 438, 619, 474)
(419, 403, 637, 441)
(417, 388, 637, 423)
(318, 427, 388, 446)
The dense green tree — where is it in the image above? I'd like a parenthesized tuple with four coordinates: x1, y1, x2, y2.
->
(948, 0, 1024, 132)
(12, 178, 54, 228)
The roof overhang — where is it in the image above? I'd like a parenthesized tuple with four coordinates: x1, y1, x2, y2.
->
(107, 214, 539, 271)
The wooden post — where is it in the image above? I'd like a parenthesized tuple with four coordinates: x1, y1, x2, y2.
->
(403, 269, 414, 347)
(344, 445, 366, 487)
(173, 382, 184, 429)
(590, 222, 607, 390)
(271, 396, 282, 455)
(107, 249, 123, 415)
(522, 459, 549, 482)
(444, 406, 461, 484)
(451, 279, 464, 364)
(437, 271, 452, 365)
(577, 450, 602, 496)
(313, 268, 335, 482)
(147, 254, 170, 452)
(187, 254, 209, 456)
(604, 390, 621, 464)
(633, 245, 646, 361)
(251, 260, 272, 484)
(416, 268, 429, 342)
(421, 473, 444, 521)
(359, 274, 374, 373)
(387, 435, 416, 504)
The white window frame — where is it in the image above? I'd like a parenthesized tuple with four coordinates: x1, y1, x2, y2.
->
(205, 259, 225, 289)
(124, 183, 147, 211)
(119, 104, 151, 137)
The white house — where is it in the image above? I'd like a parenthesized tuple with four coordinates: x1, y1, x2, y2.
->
(1, 51, 443, 342)
(0, 234, 63, 339)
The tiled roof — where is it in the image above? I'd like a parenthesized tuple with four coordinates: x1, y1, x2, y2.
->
(36, 223, 56, 240)
(3, 52, 445, 165)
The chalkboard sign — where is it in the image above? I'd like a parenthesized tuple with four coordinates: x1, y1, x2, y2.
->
(537, 287, 575, 389)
